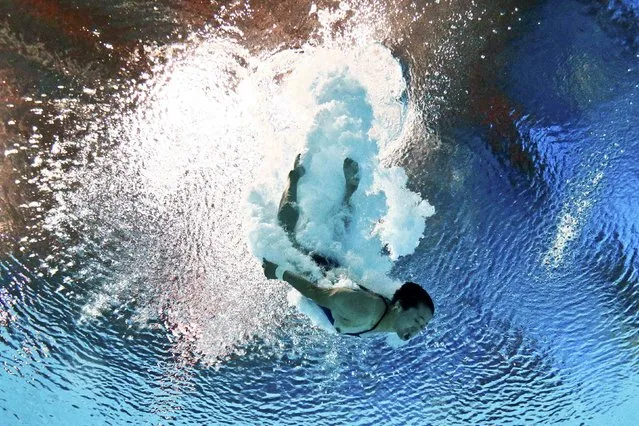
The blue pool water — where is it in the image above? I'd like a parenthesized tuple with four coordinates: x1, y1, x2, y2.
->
(1, 0, 638, 424)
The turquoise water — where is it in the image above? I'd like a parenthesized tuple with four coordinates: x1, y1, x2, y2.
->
(1, 0, 638, 424)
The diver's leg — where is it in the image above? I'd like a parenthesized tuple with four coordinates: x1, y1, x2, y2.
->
(342, 157, 360, 207)
(278, 154, 305, 237)
(340, 157, 360, 231)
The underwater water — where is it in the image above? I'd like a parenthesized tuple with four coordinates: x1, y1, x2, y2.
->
(0, 0, 638, 424)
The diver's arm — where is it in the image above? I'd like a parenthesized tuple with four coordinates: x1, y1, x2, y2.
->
(281, 270, 339, 308)
(281, 272, 379, 325)
(262, 258, 338, 307)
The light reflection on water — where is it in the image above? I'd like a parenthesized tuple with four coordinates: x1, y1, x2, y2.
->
(0, 0, 638, 425)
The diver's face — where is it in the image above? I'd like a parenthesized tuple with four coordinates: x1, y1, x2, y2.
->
(395, 304, 433, 341)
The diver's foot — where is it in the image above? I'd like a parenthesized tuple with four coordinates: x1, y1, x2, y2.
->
(290, 153, 306, 181)
(343, 157, 360, 201)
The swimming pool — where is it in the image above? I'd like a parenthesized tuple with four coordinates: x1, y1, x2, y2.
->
(1, 0, 638, 424)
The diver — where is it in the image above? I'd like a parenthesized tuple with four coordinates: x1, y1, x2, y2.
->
(262, 154, 434, 340)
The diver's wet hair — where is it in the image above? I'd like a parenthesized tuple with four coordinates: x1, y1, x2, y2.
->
(392, 282, 435, 314)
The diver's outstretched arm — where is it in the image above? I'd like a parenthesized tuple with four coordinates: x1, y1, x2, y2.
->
(262, 258, 336, 307)
(262, 259, 372, 322)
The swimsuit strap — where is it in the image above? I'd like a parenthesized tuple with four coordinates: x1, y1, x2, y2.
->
(368, 296, 389, 330)
(356, 283, 392, 321)
(343, 292, 390, 337)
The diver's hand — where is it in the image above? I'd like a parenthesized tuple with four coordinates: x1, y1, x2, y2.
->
(262, 258, 278, 279)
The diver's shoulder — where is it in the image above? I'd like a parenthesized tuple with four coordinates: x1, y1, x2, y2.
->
(331, 288, 384, 317)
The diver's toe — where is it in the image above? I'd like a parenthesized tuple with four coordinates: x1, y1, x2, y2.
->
(293, 153, 306, 177)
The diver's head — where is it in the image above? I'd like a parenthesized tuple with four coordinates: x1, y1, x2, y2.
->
(391, 282, 434, 341)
